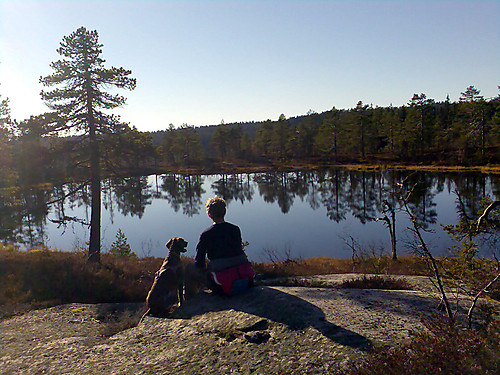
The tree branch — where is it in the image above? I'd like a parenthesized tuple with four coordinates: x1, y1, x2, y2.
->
(45, 183, 88, 206)
(476, 200, 500, 232)
(467, 271, 500, 328)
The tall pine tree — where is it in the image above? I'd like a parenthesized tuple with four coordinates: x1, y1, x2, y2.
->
(0, 93, 14, 186)
(459, 85, 487, 158)
(40, 27, 136, 262)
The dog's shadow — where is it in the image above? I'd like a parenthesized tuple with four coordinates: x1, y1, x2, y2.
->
(172, 286, 371, 351)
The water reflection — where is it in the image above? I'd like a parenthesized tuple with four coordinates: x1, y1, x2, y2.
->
(211, 174, 254, 205)
(105, 177, 152, 218)
(0, 169, 497, 260)
(158, 174, 205, 216)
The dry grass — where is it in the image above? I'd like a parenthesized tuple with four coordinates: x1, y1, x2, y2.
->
(341, 275, 412, 290)
(253, 255, 431, 279)
(0, 248, 165, 318)
(1, 249, 431, 318)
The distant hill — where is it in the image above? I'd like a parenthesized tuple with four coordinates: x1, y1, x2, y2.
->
(148, 112, 325, 149)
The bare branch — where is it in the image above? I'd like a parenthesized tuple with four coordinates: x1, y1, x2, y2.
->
(50, 215, 90, 228)
(401, 190, 454, 323)
(476, 200, 500, 232)
(467, 271, 500, 328)
(45, 183, 88, 206)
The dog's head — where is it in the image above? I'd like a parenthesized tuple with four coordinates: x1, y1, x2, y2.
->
(166, 237, 188, 254)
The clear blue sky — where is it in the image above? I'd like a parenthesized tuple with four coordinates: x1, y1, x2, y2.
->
(1, 0, 499, 132)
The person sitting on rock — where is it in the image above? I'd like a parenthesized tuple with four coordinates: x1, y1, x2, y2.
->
(195, 196, 254, 295)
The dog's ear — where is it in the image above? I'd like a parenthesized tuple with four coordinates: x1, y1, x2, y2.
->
(166, 238, 174, 249)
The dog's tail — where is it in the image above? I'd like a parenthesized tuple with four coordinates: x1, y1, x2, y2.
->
(138, 308, 150, 325)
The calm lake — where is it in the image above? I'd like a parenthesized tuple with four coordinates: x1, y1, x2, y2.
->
(4, 169, 499, 262)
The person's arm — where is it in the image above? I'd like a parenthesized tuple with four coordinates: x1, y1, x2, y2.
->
(195, 234, 207, 269)
(236, 226, 243, 252)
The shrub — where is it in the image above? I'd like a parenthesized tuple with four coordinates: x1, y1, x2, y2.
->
(0, 249, 163, 317)
(442, 257, 500, 301)
(340, 316, 500, 375)
(341, 275, 412, 290)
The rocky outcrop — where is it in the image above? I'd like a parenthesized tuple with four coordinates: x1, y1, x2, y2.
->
(0, 275, 479, 374)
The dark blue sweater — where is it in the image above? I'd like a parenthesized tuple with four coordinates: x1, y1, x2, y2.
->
(195, 222, 244, 268)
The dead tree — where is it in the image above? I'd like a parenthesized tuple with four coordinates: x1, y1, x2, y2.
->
(401, 186, 454, 323)
(376, 200, 397, 260)
(467, 199, 500, 328)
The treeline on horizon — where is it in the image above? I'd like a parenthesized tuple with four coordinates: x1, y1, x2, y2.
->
(1, 85, 499, 188)
(156, 87, 500, 167)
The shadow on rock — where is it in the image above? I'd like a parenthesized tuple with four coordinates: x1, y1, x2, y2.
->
(172, 286, 372, 351)
(95, 303, 145, 336)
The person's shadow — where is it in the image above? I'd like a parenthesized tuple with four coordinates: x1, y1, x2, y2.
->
(172, 286, 372, 351)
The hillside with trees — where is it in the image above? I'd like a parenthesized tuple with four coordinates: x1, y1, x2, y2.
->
(156, 86, 500, 169)
(1, 86, 499, 192)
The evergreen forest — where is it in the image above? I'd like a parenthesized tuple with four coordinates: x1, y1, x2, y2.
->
(1, 86, 499, 190)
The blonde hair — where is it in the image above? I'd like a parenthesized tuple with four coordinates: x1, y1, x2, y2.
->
(206, 196, 226, 218)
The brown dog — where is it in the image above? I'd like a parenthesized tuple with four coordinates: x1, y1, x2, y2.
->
(139, 237, 188, 323)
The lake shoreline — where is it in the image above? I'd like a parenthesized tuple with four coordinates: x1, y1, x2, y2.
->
(131, 161, 500, 179)
(1, 162, 498, 192)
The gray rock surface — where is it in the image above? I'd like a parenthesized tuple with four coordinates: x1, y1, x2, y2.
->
(0, 275, 480, 374)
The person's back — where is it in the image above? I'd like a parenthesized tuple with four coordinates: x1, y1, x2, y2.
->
(194, 196, 254, 294)
(195, 221, 245, 269)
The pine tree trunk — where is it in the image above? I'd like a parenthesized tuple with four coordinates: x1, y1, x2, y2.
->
(88, 114, 101, 262)
(85, 64, 101, 262)
(88, 121, 101, 263)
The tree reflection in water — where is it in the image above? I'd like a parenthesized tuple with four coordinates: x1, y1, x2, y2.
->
(159, 174, 205, 217)
(0, 169, 497, 259)
(211, 173, 254, 205)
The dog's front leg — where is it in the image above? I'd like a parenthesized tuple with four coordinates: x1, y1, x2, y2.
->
(177, 282, 184, 306)
(177, 268, 184, 306)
